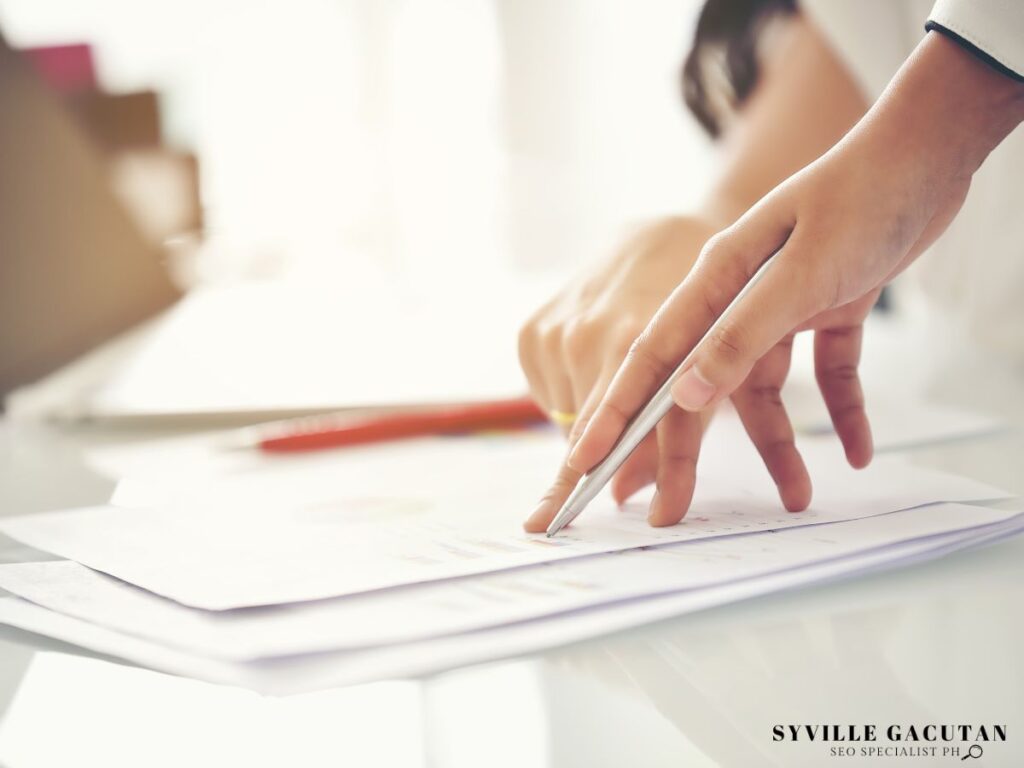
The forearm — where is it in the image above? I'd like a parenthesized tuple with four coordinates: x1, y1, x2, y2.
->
(845, 31, 1024, 186)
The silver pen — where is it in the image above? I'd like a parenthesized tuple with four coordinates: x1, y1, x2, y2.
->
(546, 252, 779, 536)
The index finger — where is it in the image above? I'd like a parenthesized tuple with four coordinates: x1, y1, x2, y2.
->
(567, 201, 797, 474)
(524, 460, 582, 533)
(523, 364, 619, 532)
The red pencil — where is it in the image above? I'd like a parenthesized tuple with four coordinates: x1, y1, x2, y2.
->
(244, 397, 548, 453)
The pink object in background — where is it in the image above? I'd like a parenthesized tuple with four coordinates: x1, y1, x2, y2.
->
(21, 43, 96, 94)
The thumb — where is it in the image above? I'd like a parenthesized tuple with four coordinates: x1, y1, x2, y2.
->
(667, 192, 835, 411)
(566, 191, 803, 474)
(670, 224, 830, 412)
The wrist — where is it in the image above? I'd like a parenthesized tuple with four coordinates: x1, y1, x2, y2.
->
(868, 31, 1024, 183)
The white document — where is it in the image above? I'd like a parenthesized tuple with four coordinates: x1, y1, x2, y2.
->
(87, 397, 1002, 515)
(0, 509, 1020, 694)
(0, 504, 1017, 660)
(0, 442, 1008, 610)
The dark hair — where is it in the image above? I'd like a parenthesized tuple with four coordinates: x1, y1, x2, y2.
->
(682, 0, 797, 138)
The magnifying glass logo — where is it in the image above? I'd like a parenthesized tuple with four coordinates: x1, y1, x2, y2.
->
(961, 744, 984, 760)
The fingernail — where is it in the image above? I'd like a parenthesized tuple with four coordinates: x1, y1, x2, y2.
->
(647, 491, 660, 524)
(671, 366, 715, 411)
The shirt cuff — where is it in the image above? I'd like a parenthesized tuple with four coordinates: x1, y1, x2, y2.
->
(927, 0, 1024, 81)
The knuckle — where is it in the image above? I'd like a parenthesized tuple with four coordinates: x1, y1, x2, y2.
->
(609, 323, 644, 362)
(624, 334, 672, 382)
(823, 364, 859, 383)
(748, 384, 784, 407)
(830, 402, 866, 422)
(567, 414, 591, 445)
(517, 321, 539, 362)
(819, 324, 860, 341)
(699, 230, 732, 263)
(598, 393, 634, 430)
(663, 447, 698, 468)
(816, 346, 862, 384)
(690, 257, 750, 321)
(561, 319, 595, 366)
(707, 323, 746, 365)
(538, 324, 563, 356)
(599, 398, 633, 430)
(699, 229, 757, 285)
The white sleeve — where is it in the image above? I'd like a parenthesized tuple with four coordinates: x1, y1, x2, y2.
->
(927, 0, 1024, 80)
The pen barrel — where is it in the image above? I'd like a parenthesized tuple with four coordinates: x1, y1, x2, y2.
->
(585, 251, 779, 484)
(584, 385, 677, 490)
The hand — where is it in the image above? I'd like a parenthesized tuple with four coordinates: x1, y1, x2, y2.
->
(520, 213, 877, 533)
(519, 216, 719, 512)
(528, 31, 1024, 533)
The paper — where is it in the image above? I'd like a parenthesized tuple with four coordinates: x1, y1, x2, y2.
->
(0, 442, 1008, 610)
(794, 396, 1001, 451)
(86, 395, 1003, 515)
(0, 504, 1017, 660)
(0, 509, 1019, 694)
(62, 280, 541, 421)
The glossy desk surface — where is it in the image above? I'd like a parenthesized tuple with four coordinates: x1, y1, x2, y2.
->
(0, 378, 1022, 767)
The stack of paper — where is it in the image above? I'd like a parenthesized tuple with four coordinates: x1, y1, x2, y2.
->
(0, 417, 1019, 694)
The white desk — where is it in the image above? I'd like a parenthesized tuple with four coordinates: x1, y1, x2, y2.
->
(0, 380, 1022, 767)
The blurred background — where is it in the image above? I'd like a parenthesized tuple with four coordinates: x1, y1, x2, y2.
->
(0, 0, 715, 418)
(0, 0, 711, 281)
